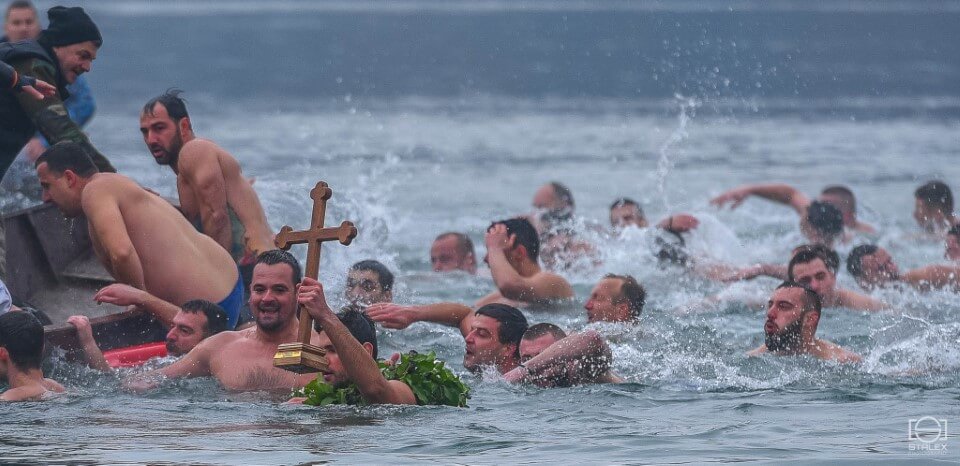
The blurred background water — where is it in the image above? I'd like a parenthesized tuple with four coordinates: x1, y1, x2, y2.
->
(1, 1, 958, 463)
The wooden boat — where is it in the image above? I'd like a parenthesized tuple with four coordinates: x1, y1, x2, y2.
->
(3, 202, 165, 359)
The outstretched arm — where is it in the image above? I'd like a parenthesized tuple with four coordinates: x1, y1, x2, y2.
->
(122, 336, 216, 392)
(299, 278, 416, 405)
(179, 144, 232, 252)
(66, 316, 112, 372)
(836, 289, 888, 312)
(901, 265, 960, 291)
(93, 284, 182, 327)
(83, 184, 145, 290)
(503, 331, 613, 386)
(711, 183, 810, 215)
(366, 302, 474, 337)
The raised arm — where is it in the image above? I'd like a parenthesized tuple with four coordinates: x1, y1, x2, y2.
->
(66, 315, 112, 372)
(93, 284, 182, 326)
(485, 225, 573, 303)
(179, 143, 232, 252)
(503, 330, 613, 386)
(82, 184, 145, 289)
(711, 183, 810, 214)
(366, 302, 474, 337)
(299, 278, 416, 405)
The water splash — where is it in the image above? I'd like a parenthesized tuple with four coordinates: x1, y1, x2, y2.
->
(655, 95, 700, 211)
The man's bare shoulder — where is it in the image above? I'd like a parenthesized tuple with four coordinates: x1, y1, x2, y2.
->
(179, 139, 230, 163)
(84, 173, 137, 195)
(814, 339, 861, 364)
(194, 329, 249, 353)
(746, 345, 768, 357)
(534, 271, 574, 296)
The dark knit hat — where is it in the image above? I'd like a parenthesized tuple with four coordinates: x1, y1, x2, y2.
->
(42, 6, 102, 47)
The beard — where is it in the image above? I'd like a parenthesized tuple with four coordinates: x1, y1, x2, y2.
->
(765, 318, 804, 353)
(152, 129, 183, 165)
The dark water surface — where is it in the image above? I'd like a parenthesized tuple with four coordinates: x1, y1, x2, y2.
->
(1, 1, 959, 463)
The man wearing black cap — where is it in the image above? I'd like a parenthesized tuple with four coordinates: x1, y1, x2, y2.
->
(0, 5, 115, 279)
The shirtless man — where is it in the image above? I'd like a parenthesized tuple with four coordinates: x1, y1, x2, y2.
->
(139, 90, 275, 284)
(124, 250, 320, 392)
(478, 218, 573, 307)
(507, 323, 622, 387)
(787, 248, 887, 311)
(36, 142, 245, 328)
(847, 244, 960, 292)
(946, 225, 960, 262)
(345, 260, 393, 306)
(711, 183, 861, 244)
(0, 311, 65, 401)
(747, 282, 861, 363)
(68, 299, 229, 372)
(430, 232, 477, 274)
(584, 274, 646, 323)
(913, 181, 956, 234)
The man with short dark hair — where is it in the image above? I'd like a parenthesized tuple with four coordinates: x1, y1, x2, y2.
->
(478, 218, 573, 307)
(584, 274, 646, 323)
(787, 248, 886, 311)
(711, 183, 870, 244)
(609, 198, 648, 229)
(747, 282, 860, 363)
(140, 90, 276, 286)
(430, 232, 477, 274)
(124, 250, 322, 392)
(505, 328, 622, 387)
(346, 259, 394, 306)
(36, 142, 244, 328)
(67, 299, 229, 371)
(0, 311, 64, 401)
(297, 281, 416, 405)
(847, 244, 960, 292)
(914, 181, 956, 234)
(518, 323, 567, 363)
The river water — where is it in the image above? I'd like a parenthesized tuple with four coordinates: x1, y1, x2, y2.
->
(1, 1, 958, 463)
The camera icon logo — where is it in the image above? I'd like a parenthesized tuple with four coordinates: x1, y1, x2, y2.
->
(909, 417, 948, 444)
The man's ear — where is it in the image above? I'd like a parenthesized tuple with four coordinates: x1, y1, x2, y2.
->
(0, 347, 8, 362)
(803, 310, 820, 329)
(361, 341, 375, 357)
(384, 290, 393, 302)
(63, 169, 78, 187)
(179, 116, 192, 134)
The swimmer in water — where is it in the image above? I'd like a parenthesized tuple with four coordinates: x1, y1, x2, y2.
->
(584, 274, 646, 323)
(476, 218, 574, 308)
(345, 260, 394, 307)
(847, 244, 960, 292)
(747, 282, 861, 363)
(123, 251, 322, 392)
(67, 299, 230, 371)
(504, 324, 622, 387)
(0, 311, 65, 401)
(711, 183, 851, 246)
(430, 232, 478, 274)
(946, 225, 960, 262)
(913, 180, 957, 235)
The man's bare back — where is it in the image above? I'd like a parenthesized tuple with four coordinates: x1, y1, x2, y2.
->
(0, 378, 65, 402)
(176, 139, 275, 260)
(82, 173, 238, 306)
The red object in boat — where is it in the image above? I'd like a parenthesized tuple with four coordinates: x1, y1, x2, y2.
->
(103, 342, 168, 368)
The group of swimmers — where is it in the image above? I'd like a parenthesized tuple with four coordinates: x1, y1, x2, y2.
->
(1, 4, 958, 405)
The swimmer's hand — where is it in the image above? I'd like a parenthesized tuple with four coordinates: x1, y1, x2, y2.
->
(66, 315, 96, 345)
(297, 277, 335, 322)
(122, 374, 164, 393)
(485, 223, 515, 252)
(710, 188, 751, 209)
(94, 283, 148, 307)
(366, 303, 417, 330)
(657, 214, 700, 233)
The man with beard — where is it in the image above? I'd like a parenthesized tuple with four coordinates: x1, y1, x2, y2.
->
(124, 250, 322, 392)
(847, 244, 960, 292)
(747, 282, 861, 363)
(139, 90, 275, 291)
(36, 142, 244, 328)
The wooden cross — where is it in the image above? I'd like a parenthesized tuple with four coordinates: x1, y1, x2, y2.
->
(272, 181, 358, 373)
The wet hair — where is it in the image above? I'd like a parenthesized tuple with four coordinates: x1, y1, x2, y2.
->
(256, 250, 302, 285)
(142, 89, 190, 123)
(846, 244, 879, 278)
(522, 323, 567, 341)
(775, 281, 822, 315)
(474, 303, 529, 357)
(949, 224, 960, 238)
(791, 244, 840, 273)
(610, 197, 645, 217)
(336, 306, 378, 359)
(5, 0, 35, 19)
(490, 218, 540, 261)
(805, 201, 843, 241)
(0, 311, 44, 371)
(655, 229, 689, 266)
(181, 300, 229, 337)
(350, 260, 394, 291)
(787, 248, 839, 280)
(915, 181, 954, 216)
(820, 185, 856, 214)
(605, 273, 646, 319)
(434, 232, 475, 258)
(35, 141, 99, 178)
(550, 182, 575, 209)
